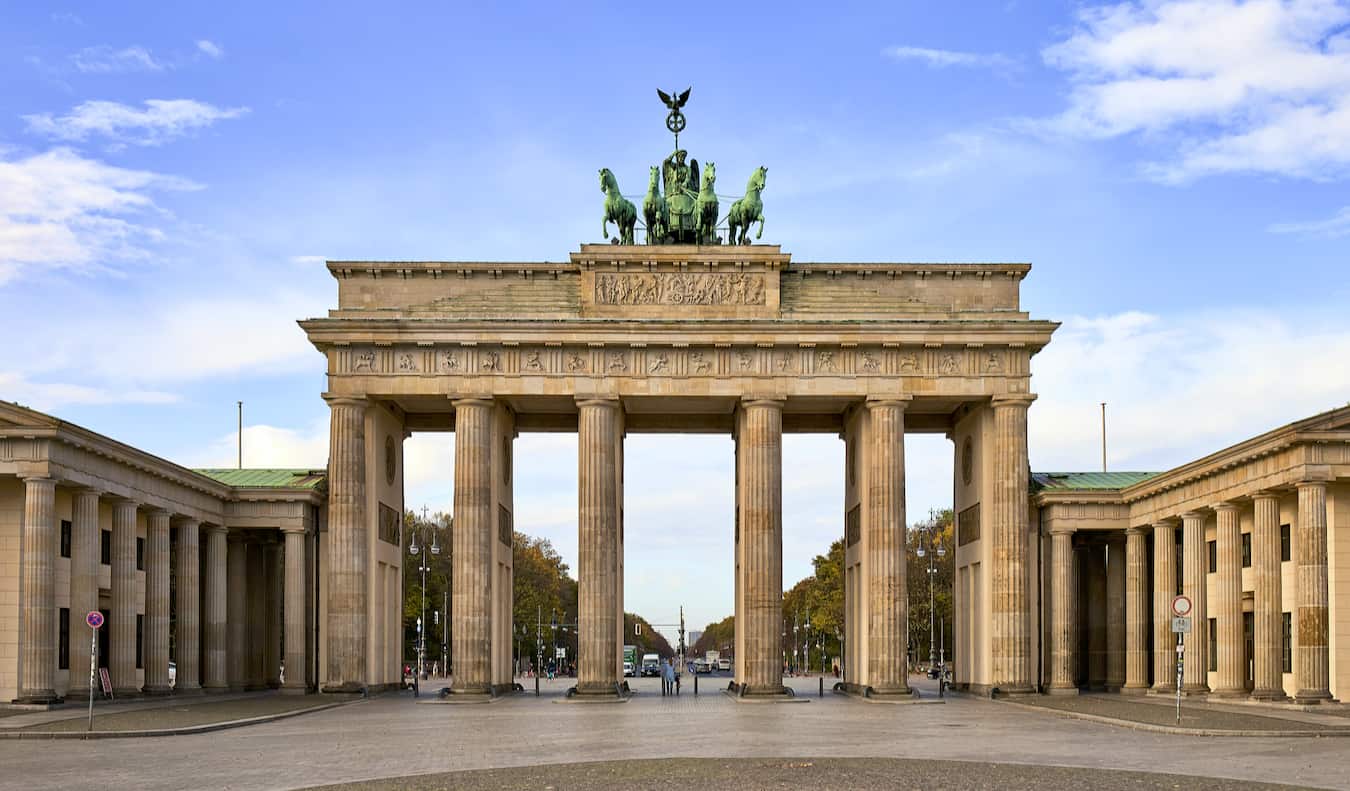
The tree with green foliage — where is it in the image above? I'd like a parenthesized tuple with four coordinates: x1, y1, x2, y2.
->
(691, 615, 734, 656)
(907, 509, 955, 669)
(401, 509, 452, 664)
(623, 613, 675, 659)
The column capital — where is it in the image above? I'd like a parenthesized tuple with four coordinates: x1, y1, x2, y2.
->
(69, 484, 103, 497)
(280, 525, 308, 536)
(1125, 525, 1149, 537)
(1047, 524, 1076, 537)
(1211, 501, 1239, 514)
(145, 506, 173, 519)
(574, 396, 621, 409)
(864, 395, 913, 411)
(452, 395, 496, 409)
(990, 393, 1037, 409)
(1296, 477, 1330, 490)
(740, 396, 785, 410)
(202, 523, 227, 536)
(322, 393, 369, 409)
(1152, 518, 1179, 529)
(171, 515, 201, 528)
(1178, 510, 1205, 522)
(20, 475, 56, 486)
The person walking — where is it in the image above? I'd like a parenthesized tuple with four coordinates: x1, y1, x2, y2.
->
(660, 658, 673, 696)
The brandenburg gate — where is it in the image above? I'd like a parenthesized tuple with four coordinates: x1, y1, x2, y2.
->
(299, 243, 1057, 699)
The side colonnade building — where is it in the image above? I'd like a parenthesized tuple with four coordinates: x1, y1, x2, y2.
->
(0, 401, 331, 703)
(1034, 405, 1350, 702)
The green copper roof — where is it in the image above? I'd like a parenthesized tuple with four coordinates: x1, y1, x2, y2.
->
(194, 469, 326, 489)
(1031, 471, 1159, 491)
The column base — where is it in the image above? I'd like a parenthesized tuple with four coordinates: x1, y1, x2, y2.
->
(112, 687, 141, 699)
(13, 691, 61, 705)
(1121, 683, 1150, 696)
(1148, 684, 1175, 696)
(1294, 690, 1334, 705)
(321, 681, 368, 695)
(174, 683, 205, 696)
(1179, 684, 1210, 697)
(1209, 686, 1248, 699)
(833, 681, 914, 701)
(1045, 685, 1080, 696)
(725, 681, 806, 703)
(280, 684, 310, 696)
(202, 683, 230, 694)
(143, 684, 174, 697)
(991, 684, 1037, 698)
(558, 683, 628, 703)
(1249, 688, 1287, 702)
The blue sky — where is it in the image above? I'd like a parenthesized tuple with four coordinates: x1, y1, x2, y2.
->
(3, 1, 1349, 633)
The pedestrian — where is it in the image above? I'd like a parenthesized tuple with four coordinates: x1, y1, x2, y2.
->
(662, 658, 676, 696)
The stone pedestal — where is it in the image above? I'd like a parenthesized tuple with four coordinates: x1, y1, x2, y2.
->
(1295, 481, 1332, 703)
(1123, 527, 1150, 694)
(575, 398, 623, 698)
(17, 477, 57, 704)
(1212, 503, 1245, 697)
(1250, 494, 1284, 700)
(143, 509, 173, 695)
(66, 488, 100, 701)
(450, 398, 495, 696)
(1151, 520, 1177, 693)
(990, 394, 1035, 695)
(323, 395, 368, 693)
(1180, 511, 1209, 695)
(1047, 528, 1078, 694)
(202, 525, 229, 692)
(735, 398, 787, 698)
(283, 528, 309, 692)
(173, 518, 202, 694)
(110, 499, 140, 698)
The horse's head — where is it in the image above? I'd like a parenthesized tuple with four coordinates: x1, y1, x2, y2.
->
(749, 166, 767, 192)
(649, 165, 660, 186)
(702, 162, 716, 189)
(599, 168, 615, 193)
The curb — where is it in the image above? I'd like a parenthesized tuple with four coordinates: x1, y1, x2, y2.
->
(0, 699, 359, 740)
(995, 698, 1350, 738)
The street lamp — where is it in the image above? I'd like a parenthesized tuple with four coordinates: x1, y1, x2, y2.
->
(915, 521, 947, 676)
(803, 614, 812, 676)
(408, 509, 441, 691)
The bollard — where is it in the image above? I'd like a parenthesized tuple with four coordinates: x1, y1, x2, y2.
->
(694, 675, 698, 696)
(819, 677, 824, 698)
(535, 674, 540, 697)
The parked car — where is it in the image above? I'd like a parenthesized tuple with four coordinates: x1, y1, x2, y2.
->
(717, 658, 731, 672)
(623, 661, 635, 677)
(692, 659, 711, 673)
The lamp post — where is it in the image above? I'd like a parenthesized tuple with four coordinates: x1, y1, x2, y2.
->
(408, 509, 441, 690)
(803, 614, 812, 676)
(550, 610, 558, 678)
(915, 519, 946, 676)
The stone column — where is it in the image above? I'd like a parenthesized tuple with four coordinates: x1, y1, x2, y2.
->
(1124, 527, 1150, 694)
(1105, 537, 1126, 691)
(324, 395, 368, 693)
(1180, 511, 1209, 694)
(173, 518, 201, 693)
(575, 397, 622, 696)
(17, 476, 57, 703)
(264, 541, 283, 688)
(738, 398, 785, 696)
(1251, 494, 1284, 700)
(142, 509, 172, 695)
(1212, 502, 1244, 697)
(202, 525, 229, 692)
(1151, 520, 1177, 693)
(1295, 480, 1331, 703)
(247, 540, 266, 689)
(865, 398, 910, 696)
(67, 488, 101, 701)
(283, 528, 309, 692)
(1047, 527, 1078, 694)
(226, 531, 248, 691)
(449, 398, 494, 695)
(991, 394, 1035, 694)
(110, 498, 140, 697)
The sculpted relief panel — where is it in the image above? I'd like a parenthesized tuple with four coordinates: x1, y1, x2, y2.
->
(594, 272, 766, 306)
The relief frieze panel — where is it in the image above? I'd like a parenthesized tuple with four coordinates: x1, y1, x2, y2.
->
(593, 272, 766, 306)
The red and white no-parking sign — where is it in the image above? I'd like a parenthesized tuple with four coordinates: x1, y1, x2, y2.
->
(86, 611, 104, 629)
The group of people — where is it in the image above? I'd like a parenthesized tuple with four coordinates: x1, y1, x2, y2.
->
(659, 658, 680, 696)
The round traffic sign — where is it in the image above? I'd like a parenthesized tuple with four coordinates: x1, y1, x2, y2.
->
(1171, 595, 1192, 618)
(85, 611, 104, 629)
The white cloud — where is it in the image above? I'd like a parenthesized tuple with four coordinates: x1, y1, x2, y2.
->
(1030, 309, 1350, 472)
(187, 418, 330, 470)
(71, 45, 165, 73)
(195, 40, 224, 59)
(290, 255, 328, 266)
(1267, 206, 1350, 238)
(24, 99, 249, 147)
(883, 45, 1014, 69)
(0, 147, 197, 282)
(0, 372, 177, 411)
(1037, 0, 1350, 182)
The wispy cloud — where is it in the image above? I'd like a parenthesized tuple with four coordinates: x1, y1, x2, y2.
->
(0, 147, 198, 283)
(24, 99, 249, 147)
(883, 45, 1014, 69)
(1267, 206, 1350, 238)
(50, 12, 83, 25)
(195, 40, 224, 60)
(1035, 0, 1350, 183)
(71, 45, 165, 73)
(290, 255, 327, 266)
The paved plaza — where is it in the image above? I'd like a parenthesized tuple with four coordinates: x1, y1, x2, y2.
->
(2, 676, 1348, 790)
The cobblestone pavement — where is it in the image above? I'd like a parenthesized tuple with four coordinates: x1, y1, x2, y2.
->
(1014, 692, 1350, 732)
(303, 757, 1298, 791)
(1, 675, 1347, 791)
(16, 694, 343, 733)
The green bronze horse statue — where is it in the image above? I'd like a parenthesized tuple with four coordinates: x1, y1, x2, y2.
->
(727, 166, 767, 245)
(694, 162, 718, 245)
(643, 165, 667, 244)
(599, 167, 636, 245)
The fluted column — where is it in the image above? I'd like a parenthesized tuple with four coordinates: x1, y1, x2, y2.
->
(1047, 527, 1078, 694)
(1251, 494, 1284, 700)
(576, 397, 622, 696)
(1295, 480, 1331, 703)
(142, 509, 172, 695)
(451, 397, 494, 694)
(226, 532, 248, 691)
(1106, 537, 1126, 691)
(173, 518, 201, 693)
(283, 528, 309, 692)
(1181, 511, 1209, 694)
(1124, 527, 1150, 693)
(991, 393, 1035, 694)
(1212, 503, 1244, 696)
(1151, 520, 1177, 692)
(264, 541, 282, 688)
(202, 525, 228, 691)
(17, 477, 57, 703)
(738, 398, 785, 695)
(865, 398, 910, 696)
(324, 395, 368, 693)
(67, 488, 101, 701)
(110, 498, 140, 697)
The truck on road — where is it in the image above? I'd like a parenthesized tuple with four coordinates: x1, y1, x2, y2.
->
(640, 653, 661, 677)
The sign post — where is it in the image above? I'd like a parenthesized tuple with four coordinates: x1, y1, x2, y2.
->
(85, 611, 104, 733)
(1170, 595, 1193, 724)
